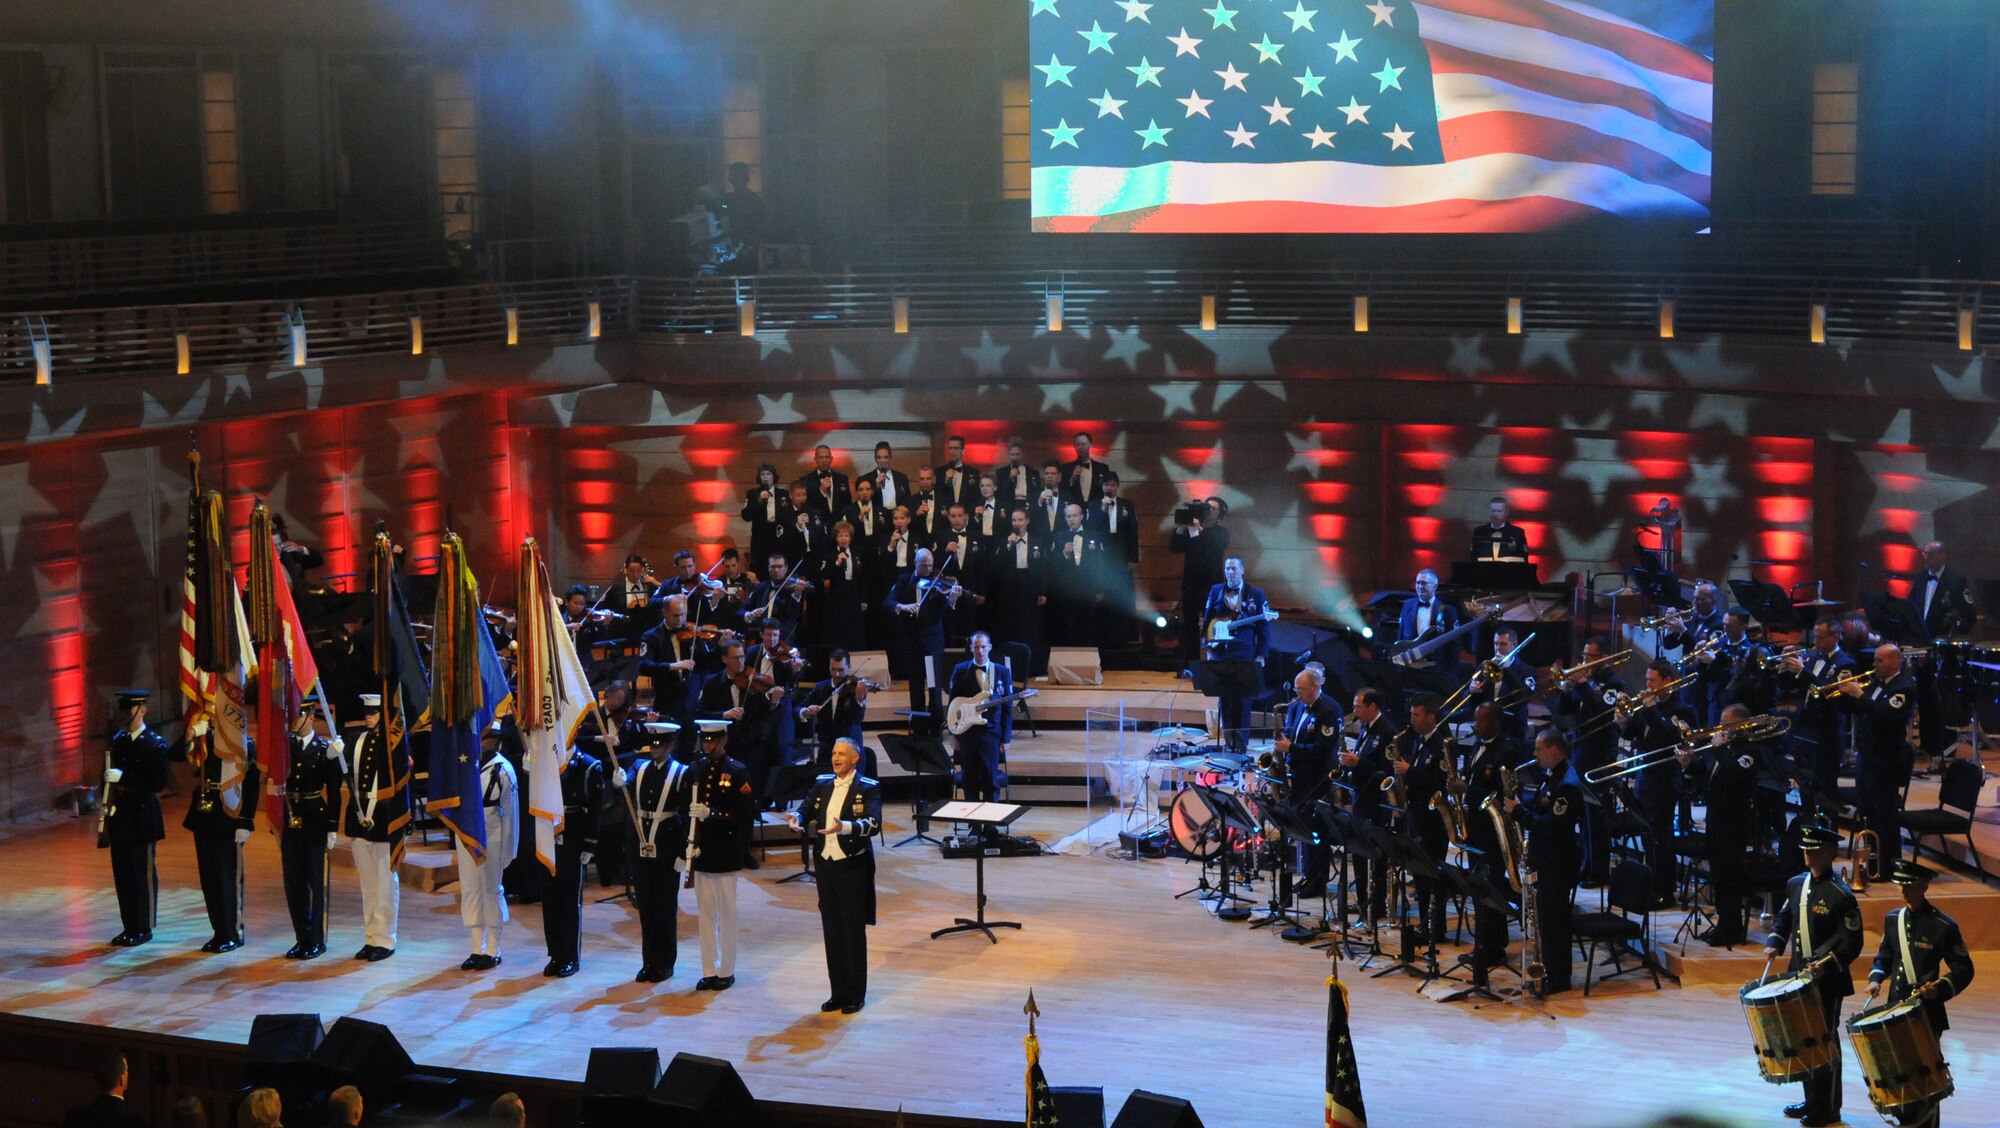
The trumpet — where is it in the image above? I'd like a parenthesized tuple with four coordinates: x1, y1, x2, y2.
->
(1674, 634, 1721, 671)
(1751, 645, 1811, 673)
(1636, 613, 1682, 632)
(1806, 670, 1872, 701)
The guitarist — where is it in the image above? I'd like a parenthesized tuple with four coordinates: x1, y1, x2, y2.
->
(947, 632, 1014, 803)
(1202, 555, 1270, 747)
(1394, 569, 1462, 673)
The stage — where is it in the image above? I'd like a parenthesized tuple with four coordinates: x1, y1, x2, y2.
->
(5, 805, 2000, 1128)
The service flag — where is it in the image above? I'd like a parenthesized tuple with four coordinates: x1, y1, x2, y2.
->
(1325, 964, 1367, 1128)
(427, 532, 513, 860)
(188, 489, 253, 817)
(368, 530, 427, 857)
(1029, 0, 1712, 232)
(1024, 991, 1060, 1128)
(516, 538, 595, 872)
(247, 502, 323, 831)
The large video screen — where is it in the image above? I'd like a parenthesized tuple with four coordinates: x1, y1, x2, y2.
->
(1029, 0, 1713, 233)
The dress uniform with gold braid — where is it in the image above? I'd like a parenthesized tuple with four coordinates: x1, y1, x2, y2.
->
(687, 719, 755, 991)
(1866, 860, 1975, 1128)
(542, 747, 605, 978)
(184, 730, 258, 953)
(279, 716, 340, 960)
(629, 727, 690, 984)
(103, 691, 170, 947)
(1767, 824, 1864, 1126)
(799, 756, 882, 1012)
(341, 695, 411, 961)
(1521, 746, 1584, 994)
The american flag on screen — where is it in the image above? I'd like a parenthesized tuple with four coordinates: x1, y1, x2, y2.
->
(1028, 0, 1712, 232)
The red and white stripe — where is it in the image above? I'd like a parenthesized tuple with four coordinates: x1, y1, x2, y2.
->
(1034, 0, 1711, 233)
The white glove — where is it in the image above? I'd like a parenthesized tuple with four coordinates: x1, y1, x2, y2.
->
(326, 833, 339, 850)
(189, 718, 211, 738)
(234, 829, 250, 845)
(580, 851, 595, 867)
(689, 802, 711, 819)
(612, 766, 630, 788)
(103, 767, 124, 784)
(327, 736, 345, 760)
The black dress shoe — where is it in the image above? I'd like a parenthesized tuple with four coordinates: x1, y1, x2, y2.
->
(742, 854, 761, 870)
(1797, 1113, 1837, 1127)
(354, 945, 376, 960)
(1542, 981, 1573, 996)
(284, 944, 305, 960)
(637, 966, 664, 983)
(462, 954, 483, 970)
(695, 976, 718, 991)
(820, 999, 843, 1012)
(109, 931, 134, 948)
(840, 1001, 863, 1014)
(130, 931, 152, 946)
(1783, 1103, 1808, 1120)
(545, 959, 578, 978)
(212, 936, 243, 953)
(300, 943, 325, 960)
(199, 937, 224, 953)
(711, 975, 735, 991)
(1705, 933, 1744, 949)
(364, 947, 393, 962)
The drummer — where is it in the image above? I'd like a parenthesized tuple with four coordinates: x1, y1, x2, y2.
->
(1763, 823, 1864, 1128)
(1864, 860, 1974, 1128)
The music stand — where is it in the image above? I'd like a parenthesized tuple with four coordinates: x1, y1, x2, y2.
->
(881, 732, 952, 848)
(1193, 659, 1265, 710)
(1729, 580, 1803, 634)
(1197, 784, 1262, 922)
(1860, 591, 1928, 647)
(926, 800, 1027, 943)
(768, 761, 820, 885)
(1437, 860, 1511, 1002)
(1450, 561, 1539, 590)
(1372, 830, 1444, 983)
(1254, 798, 1324, 943)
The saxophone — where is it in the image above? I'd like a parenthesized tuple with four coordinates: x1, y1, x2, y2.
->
(1483, 765, 1522, 894)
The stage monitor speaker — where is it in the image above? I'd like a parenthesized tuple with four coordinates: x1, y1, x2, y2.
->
(246, 1014, 327, 1098)
(1048, 646, 1103, 685)
(650, 1053, 759, 1127)
(1110, 1090, 1205, 1128)
(1052, 1086, 1106, 1128)
(585, 1048, 662, 1128)
(311, 1017, 414, 1101)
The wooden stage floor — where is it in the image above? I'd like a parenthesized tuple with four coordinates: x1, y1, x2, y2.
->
(4, 812, 1999, 1128)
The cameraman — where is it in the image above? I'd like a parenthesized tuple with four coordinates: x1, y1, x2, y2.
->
(1169, 498, 1231, 662)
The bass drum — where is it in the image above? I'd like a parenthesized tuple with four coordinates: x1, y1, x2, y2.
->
(1169, 788, 1223, 859)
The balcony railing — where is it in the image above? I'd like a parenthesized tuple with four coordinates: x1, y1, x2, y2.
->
(1, 268, 1989, 385)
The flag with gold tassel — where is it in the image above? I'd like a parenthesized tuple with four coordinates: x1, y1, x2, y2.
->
(188, 488, 253, 818)
(246, 501, 322, 830)
(1024, 991, 1060, 1128)
(426, 532, 511, 860)
(368, 528, 426, 859)
(516, 537, 595, 872)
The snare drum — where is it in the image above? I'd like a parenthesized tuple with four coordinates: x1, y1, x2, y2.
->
(1740, 973, 1836, 1083)
(1848, 998, 1953, 1119)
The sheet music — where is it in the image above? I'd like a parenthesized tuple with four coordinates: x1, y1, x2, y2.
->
(931, 800, 1023, 822)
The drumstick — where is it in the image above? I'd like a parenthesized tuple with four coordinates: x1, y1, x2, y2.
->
(1758, 955, 1773, 985)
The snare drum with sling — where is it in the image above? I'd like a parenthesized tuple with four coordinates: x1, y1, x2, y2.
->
(1741, 972, 1838, 1083)
(1848, 996, 1953, 1121)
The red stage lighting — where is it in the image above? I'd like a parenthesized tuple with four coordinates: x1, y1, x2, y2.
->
(1310, 514, 1348, 540)
(1301, 482, 1350, 505)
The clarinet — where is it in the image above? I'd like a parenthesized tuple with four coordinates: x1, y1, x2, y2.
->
(1513, 769, 1547, 992)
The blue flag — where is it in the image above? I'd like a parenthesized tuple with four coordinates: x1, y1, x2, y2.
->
(428, 607, 513, 861)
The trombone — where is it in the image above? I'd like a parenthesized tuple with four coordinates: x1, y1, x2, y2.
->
(1569, 670, 1698, 742)
(1583, 713, 1792, 784)
(1437, 632, 1536, 720)
(1808, 668, 1864, 696)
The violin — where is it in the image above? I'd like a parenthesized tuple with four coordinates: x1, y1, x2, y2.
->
(730, 669, 777, 694)
(672, 622, 730, 643)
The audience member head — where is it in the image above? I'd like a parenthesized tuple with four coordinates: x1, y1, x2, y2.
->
(489, 1093, 526, 1128)
(326, 1086, 363, 1128)
(168, 1096, 205, 1128)
(92, 1051, 129, 1096)
(237, 1088, 281, 1128)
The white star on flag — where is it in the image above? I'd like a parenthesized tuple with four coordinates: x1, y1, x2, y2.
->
(1178, 89, 1214, 117)
(1261, 98, 1294, 125)
(1365, 1, 1396, 26)
(1225, 122, 1259, 147)
(1116, 0, 1152, 20)
(1338, 96, 1370, 123)
(1303, 125, 1336, 148)
(1384, 122, 1414, 150)
(1213, 62, 1249, 91)
(1328, 30, 1361, 62)
(1090, 89, 1128, 118)
(1167, 27, 1203, 56)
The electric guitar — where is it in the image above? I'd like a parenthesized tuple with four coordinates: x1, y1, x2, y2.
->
(945, 687, 1039, 735)
(1204, 608, 1279, 650)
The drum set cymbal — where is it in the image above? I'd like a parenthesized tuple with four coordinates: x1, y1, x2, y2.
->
(1171, 751, 1251, 772)
(1152, 725, 1208, 744)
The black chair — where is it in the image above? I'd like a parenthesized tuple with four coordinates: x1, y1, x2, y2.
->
(1569, 860, 1663, 996)
(1902, 756, 1987, 877)
(994, 639, 1040, 738)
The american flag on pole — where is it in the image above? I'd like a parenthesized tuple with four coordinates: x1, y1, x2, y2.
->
(1029, 0, 1712, 232)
